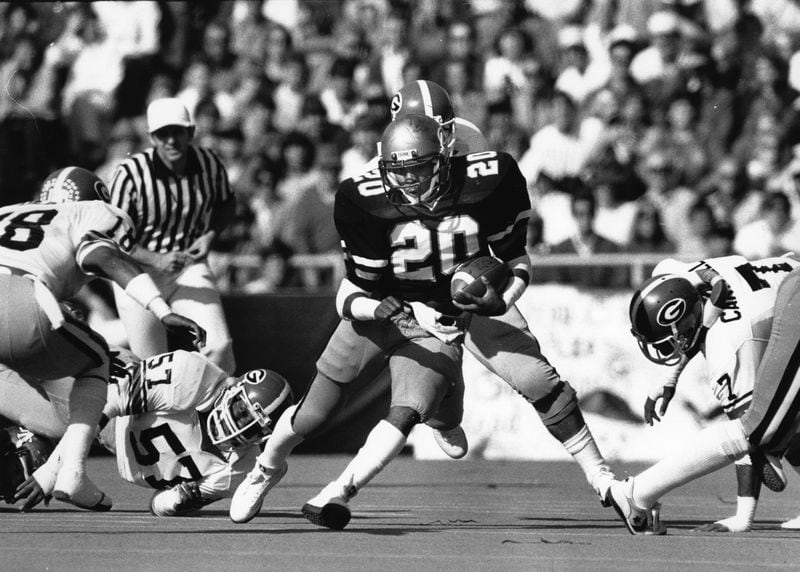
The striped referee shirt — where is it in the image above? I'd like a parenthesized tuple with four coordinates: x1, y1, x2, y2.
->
(109, 146, 233, 253)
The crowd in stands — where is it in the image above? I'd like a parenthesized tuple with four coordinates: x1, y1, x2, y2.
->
(4, 0, 800, 291)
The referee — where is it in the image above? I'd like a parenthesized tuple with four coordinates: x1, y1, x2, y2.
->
(109, 97, 236, 372)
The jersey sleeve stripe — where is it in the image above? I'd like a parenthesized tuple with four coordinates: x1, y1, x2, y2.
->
(350, 253, 389, 268)
(124, 368, 149, 416)
(60, 313, 110, 369)
(487, 209, 532, 242)
(354, 268, 382, 282)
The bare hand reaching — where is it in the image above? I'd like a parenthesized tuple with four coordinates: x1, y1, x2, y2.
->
(14, 475, 50, 512)
(160, 313, 207, 351)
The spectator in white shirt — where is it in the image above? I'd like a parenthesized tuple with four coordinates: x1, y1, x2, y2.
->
(733, 191, 800, 258)
(630, 11, 684, 86)
(518, 89, 605, 186)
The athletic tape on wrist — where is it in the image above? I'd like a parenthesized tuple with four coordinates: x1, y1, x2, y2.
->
(125, 273, 171, 318)
(148, 297, 172, 320)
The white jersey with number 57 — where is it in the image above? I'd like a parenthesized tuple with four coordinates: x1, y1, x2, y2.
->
(675, 255, 800, 417)
(106, 350, 257, 493)
(0, 201, 134, 300)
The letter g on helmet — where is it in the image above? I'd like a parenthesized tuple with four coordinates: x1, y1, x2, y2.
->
(656, 297, 686, 326)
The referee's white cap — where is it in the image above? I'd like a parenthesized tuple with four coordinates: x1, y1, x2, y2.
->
(147, 97, 194, 133)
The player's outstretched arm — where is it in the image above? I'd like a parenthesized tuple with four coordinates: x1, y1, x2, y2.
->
(80, 244, 206, 350)
(643, 354, 689, 425)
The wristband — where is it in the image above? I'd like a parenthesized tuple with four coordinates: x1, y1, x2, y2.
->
(124, 273, 161, 308)
(148, 297, 172, 320)
(501, 274, 528, 310)
(346, 295, 381, 321)
(125, 273, 172, 319)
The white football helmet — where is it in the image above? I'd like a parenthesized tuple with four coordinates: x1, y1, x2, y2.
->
(206, 369, 293, 450)
(38, 166, 111, 203)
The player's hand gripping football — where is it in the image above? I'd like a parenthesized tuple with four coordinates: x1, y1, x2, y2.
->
(160, 314, 207, 351)
(452, 278, 506, 316)
(14, 475, 50, 512)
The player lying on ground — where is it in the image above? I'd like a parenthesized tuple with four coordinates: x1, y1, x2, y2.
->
(607, 253, 800, 533)
(0, 166, 205, 512)
(1, 348, 293, 516)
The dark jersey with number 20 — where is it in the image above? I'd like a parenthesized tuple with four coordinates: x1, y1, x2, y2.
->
(334, 151, 531, 314)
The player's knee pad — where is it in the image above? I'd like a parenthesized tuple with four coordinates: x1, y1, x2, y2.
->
(385, 406, 421, 436)
(714, 419, 751, 461)
(531, 380, 579, 428)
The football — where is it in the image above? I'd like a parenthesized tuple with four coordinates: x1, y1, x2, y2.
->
(451, 256, 511, 304)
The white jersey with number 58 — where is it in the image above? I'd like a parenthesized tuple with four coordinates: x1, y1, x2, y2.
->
(0, 201, 134, 300)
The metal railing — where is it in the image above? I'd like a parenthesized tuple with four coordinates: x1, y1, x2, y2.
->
(210, 251, 680, 292)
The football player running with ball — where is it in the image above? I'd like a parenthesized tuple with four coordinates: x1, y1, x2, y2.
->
(0, 167, 205, 512)
(608, 253, 800, 533)
(5, 348, 293, 516)
(230, 111, 615, 528)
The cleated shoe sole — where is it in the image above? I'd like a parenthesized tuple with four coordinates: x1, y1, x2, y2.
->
(302, 499, 351, 530)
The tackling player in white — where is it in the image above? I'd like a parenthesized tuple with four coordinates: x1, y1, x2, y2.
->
(0, 166, 205, 512)
(610, 254, 800, 533)
(6, 348, 293, 516)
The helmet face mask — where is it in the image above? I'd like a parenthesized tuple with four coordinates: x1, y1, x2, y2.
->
(390, 80, 456, 156)
(629, 274, 704, 365)
(38, 167, 111, 204)
(378, 114, 450, 209)
(206, 369, 293, 451)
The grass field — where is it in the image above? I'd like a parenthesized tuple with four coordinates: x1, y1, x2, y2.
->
(2, 456, 800, 571)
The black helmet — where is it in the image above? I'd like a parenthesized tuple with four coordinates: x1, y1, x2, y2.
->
(629, 274, 704, 365)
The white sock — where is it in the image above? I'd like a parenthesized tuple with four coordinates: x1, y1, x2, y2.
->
(335, 420, 406, 493)
(735, 495, 757, 523)
(633, 420, 747, 509)
(562, 425, 611, 487)
(258, 405, 303, 470)
(33, 439, 65, 493)
(60, 376, 106, 473)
